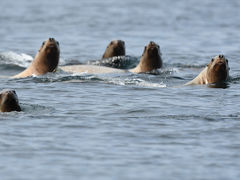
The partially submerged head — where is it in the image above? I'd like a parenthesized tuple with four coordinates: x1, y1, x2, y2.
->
(102, 40, 125, 59)
(207, 54, 229, 84)
(0, 89, 21, 112)
(34, 38, 60, 73)
(136, 41, 162, 73)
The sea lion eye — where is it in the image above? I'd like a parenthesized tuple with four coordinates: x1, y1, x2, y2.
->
(42, 42, 45, 46)
(211, 58, 214, 62)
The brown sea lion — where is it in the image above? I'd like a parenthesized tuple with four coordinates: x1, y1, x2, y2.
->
(185, 55, 230, 85)
(102, 40, 125, 59)
(129, 41, 162, 73)
(12, 38, 60, 78)
(0, 89, 21, 112)
(60, 41, 162, 74)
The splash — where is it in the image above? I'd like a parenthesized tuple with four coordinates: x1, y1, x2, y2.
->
(0, 51, 33, 68)
(106, 77, 166, 88)
(87, 55, 139, 69)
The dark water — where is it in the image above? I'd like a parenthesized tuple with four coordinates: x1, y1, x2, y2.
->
(1, 0, 240, 179)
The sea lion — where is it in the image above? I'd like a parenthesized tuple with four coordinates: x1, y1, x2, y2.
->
(102, 40, 125, 59)
(185, 54, 230, 85)
(12, 38, 60, 78)
(129, 41, 162, 73)
(60, 41, 162, 74)
(0, 89, 21, 112)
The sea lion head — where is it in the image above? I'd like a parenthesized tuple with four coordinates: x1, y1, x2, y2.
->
(207, 54, 229, 84)
(36, 38, 60, 73)
(102, 40, 125, 59)
(138, 41, 162, 72)
(0, 89, 21, 112)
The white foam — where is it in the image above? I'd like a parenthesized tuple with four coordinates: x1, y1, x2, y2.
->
(108, 78, 166, 88)
(0, 51, 33, 67)
(59, 57, 67, 66)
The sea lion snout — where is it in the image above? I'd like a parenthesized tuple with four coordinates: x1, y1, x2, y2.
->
(47, 38, 59, 47)
(146, 41, 160, 56)
(215, 55, 227, 66)
(45, 38, 60, 54)
(219, 54, 224, 59)
(118, 40, 125, 46)
(49, 38, 55, 42)
(147, 41, 159, 50)
(215, 61, 226, 70)
(115, 40, 125, 51)
(149, 41, 156, 46)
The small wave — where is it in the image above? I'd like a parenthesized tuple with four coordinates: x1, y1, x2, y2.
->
(0, 103, 54, 118)
(167, 63, 206, 69)
(10, 70, 166, 88)
(0, 51, 66, 68)
(106, 77, 166, 88)
(207, 82, 230, 89)
(20, 103, 55, 114)
(146, 67, 179, 75)
(11, 71, 104, 83)
(0, 51, 33, 68)
(229, 75, 240, 83)
(0, 64, 24, 71)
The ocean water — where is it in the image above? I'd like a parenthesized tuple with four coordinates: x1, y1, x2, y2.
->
(1, 0, 240, 179)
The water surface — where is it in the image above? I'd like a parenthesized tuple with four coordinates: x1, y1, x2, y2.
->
(1, 0, 240, 179)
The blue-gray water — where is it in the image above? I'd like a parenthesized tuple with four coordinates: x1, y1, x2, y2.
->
(1, 0, 240, 179)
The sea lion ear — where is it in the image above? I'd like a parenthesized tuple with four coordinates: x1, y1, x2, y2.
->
(211, 58, 214, 62)
(110, 41, 113, 45)
(226, 59, 228, 64)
